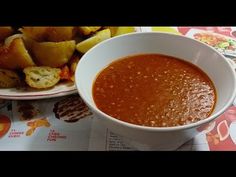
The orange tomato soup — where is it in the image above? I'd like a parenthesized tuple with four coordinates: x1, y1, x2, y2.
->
(93, 54, 216, 127)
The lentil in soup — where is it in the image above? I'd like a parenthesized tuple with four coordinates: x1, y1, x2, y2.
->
(93, 54, 216, 127)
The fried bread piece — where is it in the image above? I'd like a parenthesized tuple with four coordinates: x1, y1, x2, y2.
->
(76, 29, 111, 53)
(78, 26, 101, 36)
(0, 27, 14, 41)
(20, 27, 76, 42)
(23, 66, 61, 89)
(0, 37, 35, 69)
(0, 68, 21, 88)
(31, 40, 76, 67)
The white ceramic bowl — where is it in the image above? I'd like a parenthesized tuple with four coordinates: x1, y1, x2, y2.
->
(75, 32, 236, 150)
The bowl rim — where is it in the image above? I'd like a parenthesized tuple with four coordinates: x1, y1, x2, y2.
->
(75, 32, 236, 132)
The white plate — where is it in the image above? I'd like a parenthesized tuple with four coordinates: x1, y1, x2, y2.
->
(0, 82, 77, 100)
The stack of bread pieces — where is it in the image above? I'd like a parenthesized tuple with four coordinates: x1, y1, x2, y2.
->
(0, 26, 134, 89)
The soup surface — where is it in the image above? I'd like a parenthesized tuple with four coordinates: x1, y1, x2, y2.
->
(93, 54, 216, 127)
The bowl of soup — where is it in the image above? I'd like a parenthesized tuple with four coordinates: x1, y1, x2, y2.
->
(75, 32, 236, 150)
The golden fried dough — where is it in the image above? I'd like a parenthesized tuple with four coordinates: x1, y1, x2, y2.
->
(78, 27, 101, 35)
(109, 27, 135, 37)
(21, 27, 76, 42)
(0, 27, 14, 42)
(31, 40, 76, 67)
(46, 27, 76, 42)
(23, 66, 61, 89)
(0, 37, 35, 69)
(20, 27, 48, 41)
(76, 29, 111, 53)
(4, 34, 23, 46)
(0, 68, 21, 88)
